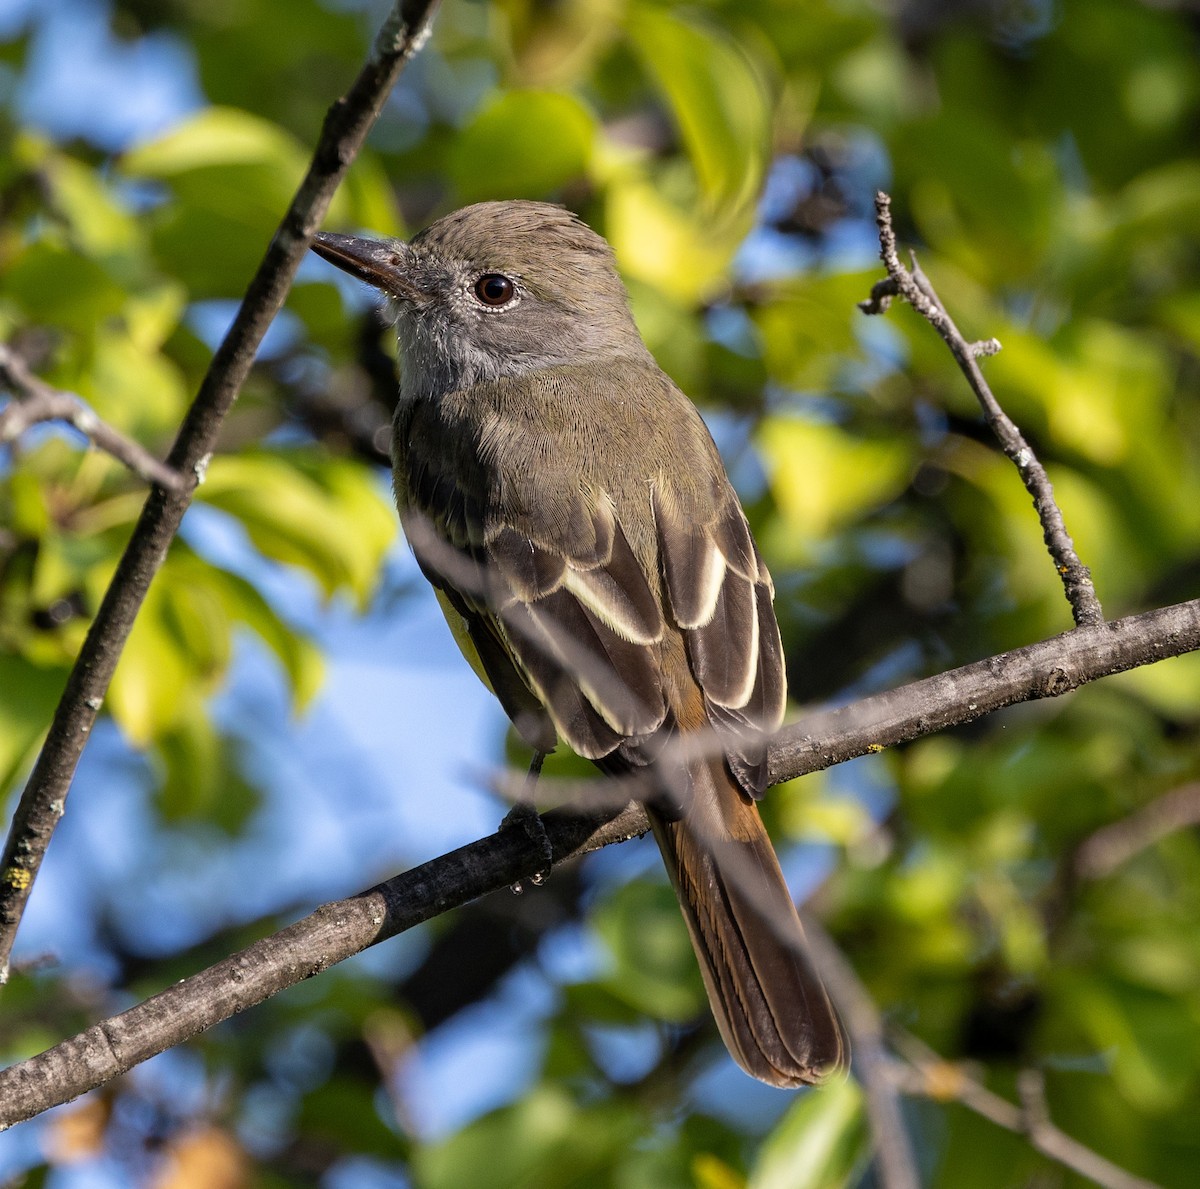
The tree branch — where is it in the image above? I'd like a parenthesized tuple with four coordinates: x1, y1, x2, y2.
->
(0, 0, 443, 982)
(859, 190, 1104, 629)
(0, 800, 641, 1129)
(767, 598, 1198, 786)
(891, 1044, 1162, 1189)
(801, 917, 921, 1189)
(1074, 781, 1200, 881)
(2, 597, 1197, 1129)
(0, 344, 185, 492)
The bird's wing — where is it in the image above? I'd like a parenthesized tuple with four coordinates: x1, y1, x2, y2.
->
(400, 493, 670, 762)
(395, 363, 784, 791)
(651, 482, 786, 796)
(396, 388, 670, 762)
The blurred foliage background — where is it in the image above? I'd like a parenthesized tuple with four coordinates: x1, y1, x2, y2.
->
(2, 0, 1200, 1185)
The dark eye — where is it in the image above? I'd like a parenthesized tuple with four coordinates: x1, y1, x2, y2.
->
(474, 274, 515, 307)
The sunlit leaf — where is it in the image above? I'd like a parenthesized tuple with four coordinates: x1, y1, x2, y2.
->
(120, 107, 311, 296)
(627, 7, 772, 220)
(448, 89, 595, 203)
(108, 579, 198, 747)
(122, 106, 309, 179)
(197, 452, 395, 607)
(758, 416, 911, 550)
(748, 1076, 868, 1189)
(606, 177, 739, 304)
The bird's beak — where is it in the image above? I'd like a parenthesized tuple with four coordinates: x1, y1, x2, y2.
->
(310, 231, 425, 303)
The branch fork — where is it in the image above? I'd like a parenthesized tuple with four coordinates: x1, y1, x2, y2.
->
(0, 344, 185, 492)
(859, 190, 1104, 629)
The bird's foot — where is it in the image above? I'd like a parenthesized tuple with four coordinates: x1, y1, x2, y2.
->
(501, 799, 553, 892)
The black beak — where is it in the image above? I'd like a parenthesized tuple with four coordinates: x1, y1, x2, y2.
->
(310, 232, 423, 302)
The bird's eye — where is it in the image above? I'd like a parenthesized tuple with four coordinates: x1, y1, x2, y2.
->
(474, 274, 516, 307)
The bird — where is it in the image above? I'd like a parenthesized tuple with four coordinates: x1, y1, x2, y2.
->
(310, 200, 845, 1087)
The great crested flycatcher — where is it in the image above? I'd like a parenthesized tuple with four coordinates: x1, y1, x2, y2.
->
(311, 201, 845, 1087)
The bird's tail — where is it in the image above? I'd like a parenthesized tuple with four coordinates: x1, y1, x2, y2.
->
(648, 753, 846, 1086)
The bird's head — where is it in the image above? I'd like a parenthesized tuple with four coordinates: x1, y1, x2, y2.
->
(311, 200, 650, 394)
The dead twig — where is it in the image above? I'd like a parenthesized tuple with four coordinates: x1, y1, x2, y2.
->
(892, 1039, 1161, 1189)
(801, 917, 920, 1189)
(0, 344, 185, 492)
(1074, 781, 1200, 881)
(859, 191, 1104, 629)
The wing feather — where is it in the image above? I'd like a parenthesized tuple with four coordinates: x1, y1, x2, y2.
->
(563, 514, 663, 644)
(489, 526, 566, 601)
(686, 568, 758, 710)
(653, 488, 726, 628)
(653, 483, 786, 797)
(397, 369, 785, 788)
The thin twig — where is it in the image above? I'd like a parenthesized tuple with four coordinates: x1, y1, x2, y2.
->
(0, 0, 443, 983)
(1, 596, 1198, 1126)
(1074, 781, 1200, 881)
(891, 1042, 1161, 1189)
(0, 344, 185, 491)
(859, 191, 1104, 629)
(801, 917, 920, 1189)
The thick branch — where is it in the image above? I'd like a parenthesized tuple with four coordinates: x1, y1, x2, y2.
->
(767, 598, 1198, 786)
(0, 344, 185, 491)
(0, 802, 640, 1129)
(1, 597, 1197, 1128)
(0, 0, 442, 981)
(859, 191, 1104, 629)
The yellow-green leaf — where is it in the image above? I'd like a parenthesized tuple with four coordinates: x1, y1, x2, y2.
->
(122, 106, 309, 178)
(758, 416, 911, 552)
(606, 177, 739, 303)
(627, 8, 772, 220)
(198, 452, 394, 607)
(749, 1075, 867, 1189)
(448, 90, 596, 204)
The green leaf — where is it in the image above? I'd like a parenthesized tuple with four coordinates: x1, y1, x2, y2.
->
(753, 273, 872, 392)
(150, 698, 261, 831)
(748, 1076, 868, 1189)
(295, 1076, 405, 1157)
(70, 323, 189, 442)
(195, 557, 324, 710)
(415, 1085, 643, 1189)
(122, 106, 310, 178)
(592, 878, 705, 1022)
(605, 178, 742, 304)
(2, 241, 130, 331)
(0, 656, 66, 800)
(197, 452, 395, 607)
(757, 416, 912, 557)
(448, 90, 596, 203)
(45, 152, 141, 258)
(338, 152, 406, 239)
(120, 107, 312, 297)
(106, 541, 324, 749)
(1065, 976, 1196, 1111)
(626, 8, 772, 220)
(108, 578, 198, 747)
